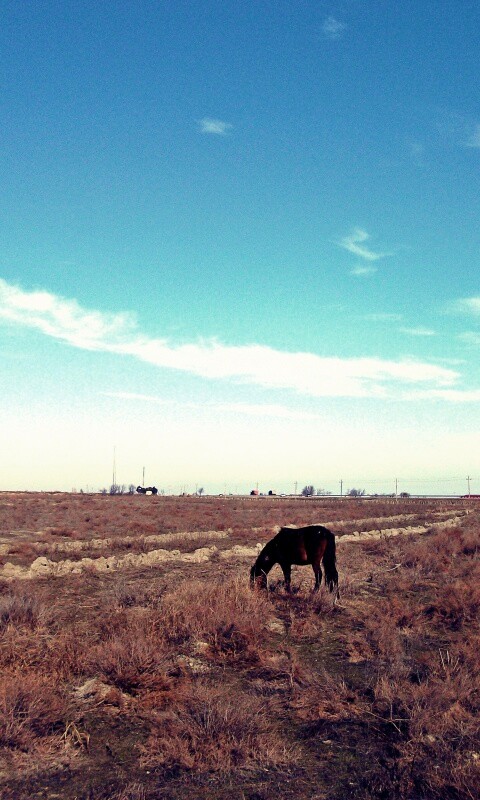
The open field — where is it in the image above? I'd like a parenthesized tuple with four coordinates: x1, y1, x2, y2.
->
(0, 494, 479, 800)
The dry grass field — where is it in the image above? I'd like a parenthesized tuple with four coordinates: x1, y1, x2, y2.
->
(0, 493, 478, 800)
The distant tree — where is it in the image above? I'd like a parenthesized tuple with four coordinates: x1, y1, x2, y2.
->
(347, 488, 366, 497)
(128, 484, 136, 495)
(197, 487, 204, 496)
(316, 488, 332, 496)
(400, 491, 410, 498)
(109, 483, 126, 495)
(301, 485, 316, 497)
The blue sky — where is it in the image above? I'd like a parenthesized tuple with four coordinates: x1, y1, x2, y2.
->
(1, 1, 479, 494)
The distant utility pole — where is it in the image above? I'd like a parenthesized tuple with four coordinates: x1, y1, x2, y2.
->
(112, 446, 117, 487)
(294, 481, 298, 496)
(467, 475, 471, 497)
(395, 477, 398, 497)
(340, 479, 343, 497)
(142, 466, 145, 486)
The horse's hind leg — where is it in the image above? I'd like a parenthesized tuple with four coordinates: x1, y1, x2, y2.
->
(312, 563, 322, 593)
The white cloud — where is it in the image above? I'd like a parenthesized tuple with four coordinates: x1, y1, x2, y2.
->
(454, 296, 480, 315)
(0, 279, 135, 348)
(322, 16, 347, 40)
(350, 265, 377, 276)
(198, 118, 232, 135)
(339, 228, 391, 261)
(399, 327, 436, 337)
(459, 332, 480, 346)
(0, 278, 467, 401)
(404, 388, 480, 403)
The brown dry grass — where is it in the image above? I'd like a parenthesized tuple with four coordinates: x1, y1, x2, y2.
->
(0, 493, 478, 799)
(140, 681, 298, 773)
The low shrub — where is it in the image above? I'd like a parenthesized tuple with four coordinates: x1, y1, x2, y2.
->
(0, 670, 71, 750)
(157, 577, 271, 659)
(140, 681, 298, 773)
(0, 590, 44, 630)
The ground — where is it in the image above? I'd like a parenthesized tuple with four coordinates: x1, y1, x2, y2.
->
(0, 494, 479, 799)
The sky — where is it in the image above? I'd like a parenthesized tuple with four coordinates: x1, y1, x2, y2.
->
(1, 0, 480, 495)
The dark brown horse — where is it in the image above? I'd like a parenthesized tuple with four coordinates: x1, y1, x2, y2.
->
(250, 525, 339, 595)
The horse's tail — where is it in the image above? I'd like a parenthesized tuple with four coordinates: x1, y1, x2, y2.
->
(322, 529, 339, 593)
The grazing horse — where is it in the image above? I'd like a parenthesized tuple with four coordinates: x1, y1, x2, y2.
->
(250, 525, 339, 595)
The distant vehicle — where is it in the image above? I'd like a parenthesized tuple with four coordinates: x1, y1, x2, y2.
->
(136, 486, 158, 495)
(250, 489, 259, 496)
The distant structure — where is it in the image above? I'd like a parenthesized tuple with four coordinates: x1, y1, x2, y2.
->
(136, 486, 158, 495)
(250, 489, 259, 496)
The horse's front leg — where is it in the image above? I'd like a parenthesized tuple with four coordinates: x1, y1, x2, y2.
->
(312, 563, 322, 593)
(280, 562, 292, 592)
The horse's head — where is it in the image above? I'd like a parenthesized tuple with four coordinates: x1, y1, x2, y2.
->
(250, 548, 273, 589)
(250, 563, 268, 590)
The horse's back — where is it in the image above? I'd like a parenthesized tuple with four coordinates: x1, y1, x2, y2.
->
(277, 524, 332, 544)
(274, 525, 332, 563)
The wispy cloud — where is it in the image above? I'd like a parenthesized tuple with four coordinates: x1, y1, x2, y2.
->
(321, 16, 347, 40)
(102, 391, 171, 405)
(104, 392, 322, 421)
(458, 332, 480, 346)
(454, 296, 480, 315)
(365, 313, 403, 322)
(406, 138, 425, 164)
(0, 279, 135, 348)
(404, 388, 480, 403)
(464, 123, 480, 148)
(198, 117, 232, 135)
(399, 327, 436, 337)
(439, 113, 480, 150)
(409, 140, 425, 158)
(215, 402, 321, 420)
(0, 278, 466, 401)
(339, 228, 391, 261)
(350, 265, 377, 277)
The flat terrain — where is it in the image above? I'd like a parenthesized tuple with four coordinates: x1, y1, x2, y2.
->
(0, 494, 478, 799)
